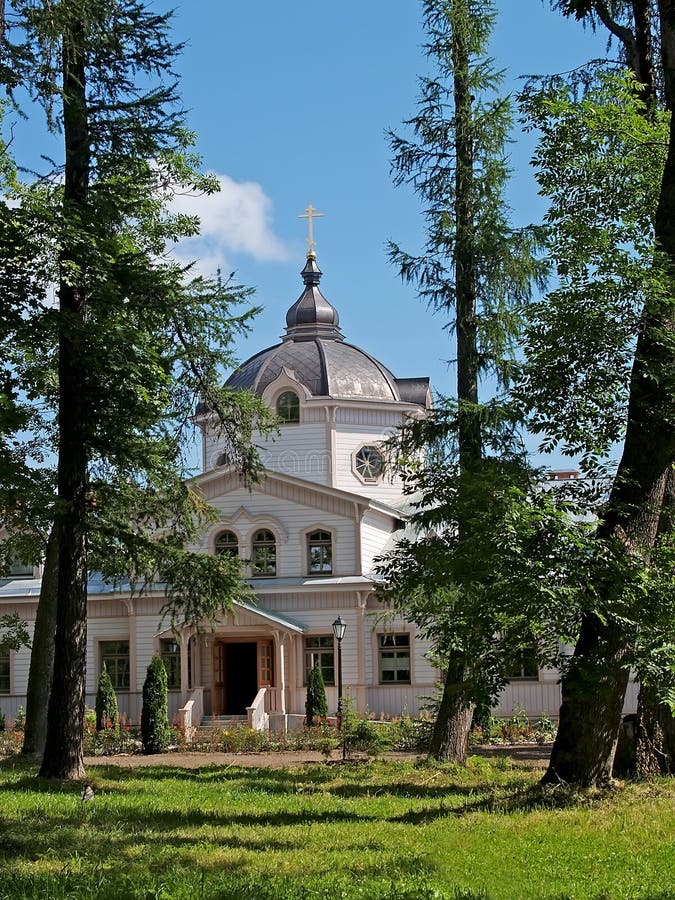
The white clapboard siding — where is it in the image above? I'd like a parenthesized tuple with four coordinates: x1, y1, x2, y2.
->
(206, 424, 331, 486)
(336, 408, 404, 428)
(366, 687, 433, 718)
(360, 510, 395, 575)
(333, 425, 405, 503)
(134, 612, 168, 691)
(9, 621, 35, 695)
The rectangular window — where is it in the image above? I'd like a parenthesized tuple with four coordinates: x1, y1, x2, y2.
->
(160, 639, 181, 689)
(304, 635, 335, 686)
(100, 640, 130, 691)
(307, 530, 333, 575)
(8, 556, 33, 577)
(378, 633, 411, 684)
(0, 652, 9, 694)
(508, 646, 538, 680)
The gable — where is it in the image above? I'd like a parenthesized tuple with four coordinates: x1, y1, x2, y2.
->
(198, 470, 358, 521)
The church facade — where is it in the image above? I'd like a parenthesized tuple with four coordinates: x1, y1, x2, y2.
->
(1, 252, 628, 731)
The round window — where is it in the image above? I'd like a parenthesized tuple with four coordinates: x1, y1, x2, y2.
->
(354, 445, 384, 481)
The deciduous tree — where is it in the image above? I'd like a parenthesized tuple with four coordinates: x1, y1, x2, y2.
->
(520, 0, 675, 785)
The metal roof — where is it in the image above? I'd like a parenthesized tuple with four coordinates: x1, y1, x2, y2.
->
(225, 254, 429, 406)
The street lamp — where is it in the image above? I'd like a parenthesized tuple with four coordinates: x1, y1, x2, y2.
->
(332, 616, 346, 728)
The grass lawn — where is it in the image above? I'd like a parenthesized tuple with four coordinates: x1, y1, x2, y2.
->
(0, 755, 673, 900)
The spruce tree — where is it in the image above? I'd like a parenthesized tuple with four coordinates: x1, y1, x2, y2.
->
(305, 664, 328, 727)
(141, 656, 170, 754)
(0, 0, 271, 780)
(386, 0, 545, 763)
(95, 663, 119, 732)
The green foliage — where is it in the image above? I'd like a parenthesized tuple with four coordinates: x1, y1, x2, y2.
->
(95, 664, 119, 732)
(13, 706, 25, 732)
(385, 2, 554, 758)
(389, 0, 547, 388)
(0, 613, 30, 653)
(83, 710, 139, 755)
(305, 663, 328, 727)
(141, 655, 170, 754)
(516, 71, 670, 467)
(378, 408, 596, 710)
(0, 0, 275, 636)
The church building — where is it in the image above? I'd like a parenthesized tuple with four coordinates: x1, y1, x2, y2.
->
(0, 247, 597, 732)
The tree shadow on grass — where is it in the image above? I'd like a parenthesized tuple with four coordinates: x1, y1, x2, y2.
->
(85, 762, 534, 803)
(393, 782, 609, 824)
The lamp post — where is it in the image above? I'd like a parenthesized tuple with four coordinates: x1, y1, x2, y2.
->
(332, 616, 346, 730)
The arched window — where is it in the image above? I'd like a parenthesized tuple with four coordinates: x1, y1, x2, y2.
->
(307, 530, 332, 575)
(276, 391, 300, 423)
(215, 530, 239, 558)
(252, 529, 276, 577)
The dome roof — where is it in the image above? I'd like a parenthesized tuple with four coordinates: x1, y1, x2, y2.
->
(225, 254, 429, 405)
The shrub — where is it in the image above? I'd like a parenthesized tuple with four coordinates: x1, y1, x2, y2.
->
(141, 655, 170, 754)
(13, 706, 25, 732)
(305, 663, 328, 727)
(95, 664, 119, 732)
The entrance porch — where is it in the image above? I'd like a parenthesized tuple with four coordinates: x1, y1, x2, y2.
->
(164, 602, 306, 735)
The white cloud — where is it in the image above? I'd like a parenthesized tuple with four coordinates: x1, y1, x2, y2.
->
(169, 174, 289, 276)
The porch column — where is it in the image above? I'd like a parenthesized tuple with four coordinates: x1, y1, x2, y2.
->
(179, 627, 191, 705)
(279, 635, 287, 716)
(192, 634, 202, 688)
(123, 598, 138, 722)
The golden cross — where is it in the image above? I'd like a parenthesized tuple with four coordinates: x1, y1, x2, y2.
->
(298, 204, 325, 256)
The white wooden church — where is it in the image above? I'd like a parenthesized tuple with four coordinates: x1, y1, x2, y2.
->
(0, 250, 594, 732)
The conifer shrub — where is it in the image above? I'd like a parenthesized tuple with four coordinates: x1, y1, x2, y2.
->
(141, 655, 171, 754)
(305, 663, 328, 726)
(95, 664, 119, 731)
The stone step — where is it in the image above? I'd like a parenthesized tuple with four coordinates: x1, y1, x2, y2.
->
(198, 714, 247, 729)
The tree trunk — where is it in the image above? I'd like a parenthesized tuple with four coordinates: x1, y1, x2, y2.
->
(633, 469, 675, 777)
(428, 657, 475, 764)
(428, 0, 484, 765)
(543, 613, 630, 786)
(634, 683, 675, 777)
(22, 527, 58, 757)
(39, 13, 90, 781)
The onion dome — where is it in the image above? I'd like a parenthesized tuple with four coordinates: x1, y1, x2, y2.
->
(225, 254, 429, 405)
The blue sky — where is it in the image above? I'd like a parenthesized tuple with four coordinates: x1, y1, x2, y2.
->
(7, 1, 609, 469)
(161, 2, 604, 413)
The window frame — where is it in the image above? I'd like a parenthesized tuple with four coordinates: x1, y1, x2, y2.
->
(159, 638, 181, 690)
(215, 529, 239, 558)
(7, 556, 33, 578)
(0, 650, 10, 694)
(306, 528, 333, 576)
(508, 645, 539, 681)
(99, 640, 130, 692)
(377, 632, 411, 685)
(276, 390, 300, 424)
(303, 635, 335, 686)
(352, 444, 384, 483)
(251, 528, 277, 577)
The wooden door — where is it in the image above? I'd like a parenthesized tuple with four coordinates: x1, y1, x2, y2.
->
(257, 640, 274, 687)
(213, 642, 225, 715)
